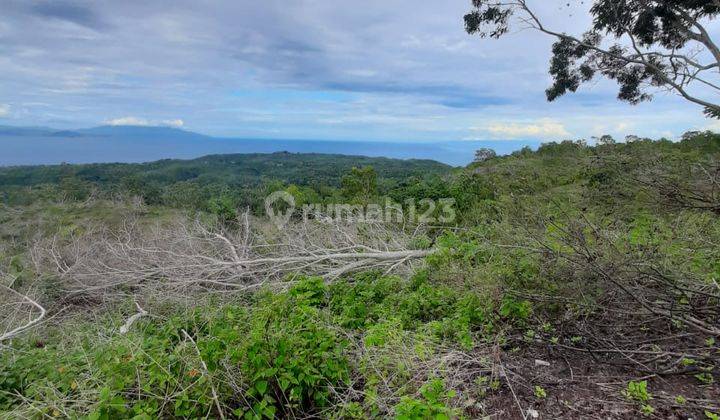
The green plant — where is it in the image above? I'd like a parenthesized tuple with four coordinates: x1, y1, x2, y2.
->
(288, 276, 328, 307)
(238, 289, 349, 417)
(207, 195, 238, 225)
(499, 297, 532, 321)
(622, 380, 655, 416)
(534, 386, 547, 399)
(623, 380, 652, 403)
(393, 378, 459, 420)
(641, 404, 655, 416)
(695, 373, 714, 385)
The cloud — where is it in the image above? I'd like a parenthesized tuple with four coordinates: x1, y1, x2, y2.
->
(0, 104, 9, 117)
(26, 1, 108, 30)
(105, 117, 184, 128)
(161, 119, 185, 128)
(470, 119, 571, 140)
(0, 1, 710, 140)
(703, 119, 720, 132)
(320, 81, 509, 109)
(106, 116, 151, 126)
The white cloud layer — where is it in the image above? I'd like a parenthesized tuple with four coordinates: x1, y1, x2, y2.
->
(0, 104, 9, 117)
(161, 119, 185, 128)
(106, 117, 184, 128)
(703, 119, 720, 132)
(106, 117, 151, 126)
(472, 119, 571, 140)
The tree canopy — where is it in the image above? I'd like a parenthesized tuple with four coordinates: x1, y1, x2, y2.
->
(465, 0, 720, 117)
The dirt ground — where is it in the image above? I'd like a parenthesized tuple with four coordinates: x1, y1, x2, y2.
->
(478, 344, 720, 419)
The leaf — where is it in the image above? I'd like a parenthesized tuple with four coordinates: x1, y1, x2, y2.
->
(255, 380, 268, 395)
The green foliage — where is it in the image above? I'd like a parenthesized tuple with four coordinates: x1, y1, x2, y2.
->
(240, 282, 348, 417)
(0, 153, 449, 210)
(0, 286, 350, 418)
(465, 0, 720, 115)
(207, 194, 238, 224)
(447, 172, 496, 215)
(622, 380, 655, 416)
(1, 273, 492, 418)
(329, 271, 498, 350)
(623, 380, 652, 403)
(393, 378, 459, 420)
(499, 297, 532, 321)
(341, 166, 378, 203)
(694, 373, 714, 385)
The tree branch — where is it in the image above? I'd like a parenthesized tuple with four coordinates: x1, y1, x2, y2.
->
(0, 285, 46, 342)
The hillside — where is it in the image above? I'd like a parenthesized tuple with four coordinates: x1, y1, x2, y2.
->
(1, 133, 719, 419)
(0, 152, 451, 210)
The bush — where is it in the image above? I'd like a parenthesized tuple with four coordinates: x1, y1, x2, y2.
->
(393, 378, 459, 420)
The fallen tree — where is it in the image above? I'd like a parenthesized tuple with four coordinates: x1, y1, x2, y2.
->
(30, 211, 436, 304)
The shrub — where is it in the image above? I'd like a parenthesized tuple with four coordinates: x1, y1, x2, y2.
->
(393, 378, 459, 420)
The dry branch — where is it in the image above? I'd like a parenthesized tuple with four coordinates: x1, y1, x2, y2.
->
(0, 284, 46, 342)
(119, 301, 148, 334)
(30, 213, 435, 305)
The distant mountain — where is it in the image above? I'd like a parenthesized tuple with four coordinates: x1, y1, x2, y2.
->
(48, 130, 86, 138)
(0, 125, 58, 137)
(0, 125, 208, 139)
(78, 125, 210, 140)
(0, 124, 541, 167)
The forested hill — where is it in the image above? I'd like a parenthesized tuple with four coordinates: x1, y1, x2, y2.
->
(456, 132, 720, 219)
(0, 152, 451, 208)
(0, 152, 451, 187)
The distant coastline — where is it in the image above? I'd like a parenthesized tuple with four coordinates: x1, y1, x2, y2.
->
(0, 125, 541, 167)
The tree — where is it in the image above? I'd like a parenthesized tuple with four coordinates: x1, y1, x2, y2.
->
(597, 134, 616, 145)
(341, 166, 378, 203)
(474, 148, 497, 163)
(207, 194, 238, 225)
(464, 1, 720, 117)
(681, 130, 702, 141)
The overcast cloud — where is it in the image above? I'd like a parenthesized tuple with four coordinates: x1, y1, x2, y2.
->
(0, 0, 716, 141)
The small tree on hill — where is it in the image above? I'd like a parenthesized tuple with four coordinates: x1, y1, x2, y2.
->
(597, 134, 616, 145)
(341, 166, 377, 203)
(474, 148, 497, 163)
(681, 130, 702, 141)
(464, 1, 720, 117)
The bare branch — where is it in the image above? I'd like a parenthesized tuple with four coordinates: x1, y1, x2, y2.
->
(0, 285, 46, 342)
(119, 301, 148, 334)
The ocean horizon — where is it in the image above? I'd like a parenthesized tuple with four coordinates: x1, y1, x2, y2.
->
(0, 126, 541, 167)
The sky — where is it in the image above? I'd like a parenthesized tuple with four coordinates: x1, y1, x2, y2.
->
(0, 0, 718, 142)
